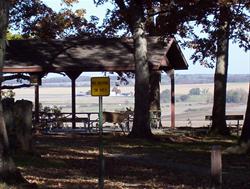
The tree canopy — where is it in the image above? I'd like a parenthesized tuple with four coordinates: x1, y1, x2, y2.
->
(93, 1, 249, 64)
(182, 0, 249, 67)
(9, 0, 101, 39)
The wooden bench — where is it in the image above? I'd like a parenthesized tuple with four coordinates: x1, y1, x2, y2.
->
(205, 115, 244, 135)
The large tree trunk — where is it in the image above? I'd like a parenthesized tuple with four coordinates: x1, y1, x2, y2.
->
(0, 1, 27, 184)
(0, 0, 15, 178)
(240, 83, 250, 143)
(2, 98, 16, 149)
(149, 71, 162, 128)
(129, 3, 152, 138)
(146, 2, 162, 129)
(0, 101, 18, 182)
(210, 5, 230, 136)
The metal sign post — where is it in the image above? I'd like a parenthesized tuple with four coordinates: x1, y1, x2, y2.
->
(91, 77, 110, 189)
(98, 96, 104, 189)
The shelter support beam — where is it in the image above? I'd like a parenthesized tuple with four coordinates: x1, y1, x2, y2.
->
(35, 85, 39, 123)
(32, 73, 45, 124)
(71, 79, 76, 129)
(169, 70, 175, 129)
(65, 71, 82, 129)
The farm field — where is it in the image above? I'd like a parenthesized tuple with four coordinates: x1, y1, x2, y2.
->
(12, 82, 249, 128)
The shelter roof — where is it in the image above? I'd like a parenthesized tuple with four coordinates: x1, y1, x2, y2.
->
(4, 37, 188, 73)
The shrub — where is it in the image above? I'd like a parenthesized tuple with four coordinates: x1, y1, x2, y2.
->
(201, 88, 209, 95)
(39, 105, 63, 128)
(189, 88, 201, 95)
(179, 94, 189, 102)
(226, 89, 248, 103)
(160, 89, 170, 103)
(1, 89, 15, 99)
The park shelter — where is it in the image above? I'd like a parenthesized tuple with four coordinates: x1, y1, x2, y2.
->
(4, 37, 188, 128)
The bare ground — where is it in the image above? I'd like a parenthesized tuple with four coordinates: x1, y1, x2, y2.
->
(10, 131, 250, 189)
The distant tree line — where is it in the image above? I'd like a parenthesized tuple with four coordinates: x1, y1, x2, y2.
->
(226, 89, 248, 103)
(6, 74, 247, 87)
(161, 88, 247, 104)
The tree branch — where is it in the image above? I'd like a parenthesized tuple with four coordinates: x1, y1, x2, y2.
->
(2, 84, 31, 89)
(114, 0, 134, 32)
(114, 0, 127, 12)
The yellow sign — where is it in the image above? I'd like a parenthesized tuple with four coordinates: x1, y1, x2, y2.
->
(91, 77, 110, 96)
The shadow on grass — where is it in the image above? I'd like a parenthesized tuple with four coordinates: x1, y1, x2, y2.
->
(11, 133, 250, 189)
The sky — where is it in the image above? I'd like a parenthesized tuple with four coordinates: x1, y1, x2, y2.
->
(42, 0, 250, 76)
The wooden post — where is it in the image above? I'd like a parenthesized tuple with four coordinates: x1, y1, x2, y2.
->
(65, 71, 82, 129)
(211, 145, 222, 188)
(71, 78, 76, 129)
(35, 84, 40, 124)
(170, 70, 175, 129)
(237, 120, 239, 136)
(31, 73, 43, 124)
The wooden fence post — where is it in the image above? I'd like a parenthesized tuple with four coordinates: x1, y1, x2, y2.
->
(211, 145, 222, 188)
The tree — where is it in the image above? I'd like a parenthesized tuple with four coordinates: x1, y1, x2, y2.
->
(0, 0, 26, 184)
(240, 83, 250, 144)
(152, 0, 248, 136)
(112, 86, 121, 95)
(94, 0, 209, 138)
(10, 0, 248, 138)
(186, 1, 249, 135)
(226, 89, 248, 103)
(4, 0, 101, 89)
(96, 0, 153, 138)
(6, 31, 22, 40)
(189, 88, 201, 96)
(210, 4, 231, 135)
(146, 2, 162, 128)
(129, 2, 152, 137)
(9, 0, 100, 39)
(149, 71, 162, 128)
(11, 0, 232, 138)
(160, 89, 171, 103)
(224, 83, 250, 154)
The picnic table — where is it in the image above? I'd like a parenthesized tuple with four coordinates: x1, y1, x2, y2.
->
(33, 112, 99, 132)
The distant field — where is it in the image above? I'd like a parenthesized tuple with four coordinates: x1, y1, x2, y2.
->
(160, 82, 248, 95)
(12, 82, 248, 127)
(14, 82, 249, 96)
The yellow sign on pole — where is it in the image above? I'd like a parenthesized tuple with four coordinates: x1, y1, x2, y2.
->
(91, 77, 110, 96)
(91, 77, 109, 188)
